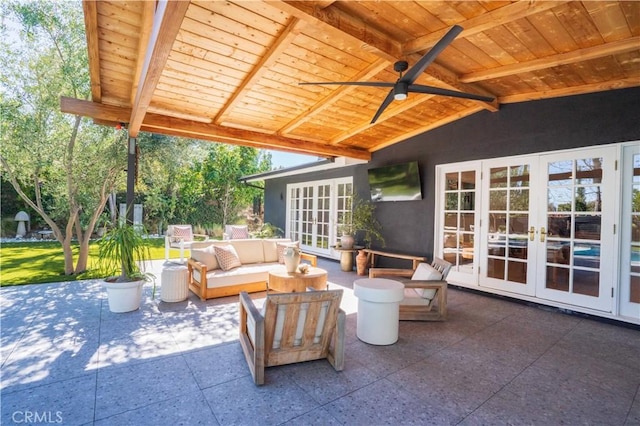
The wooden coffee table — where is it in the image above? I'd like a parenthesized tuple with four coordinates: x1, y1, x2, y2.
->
(268, 266, 328, 293)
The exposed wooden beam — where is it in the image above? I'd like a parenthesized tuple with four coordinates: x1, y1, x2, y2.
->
(82, 0, 101, 102)
(60, 97, 371, 160)
(403, 1, 567, 54)
(142, 114, 371, 160)
(215, 17, 303, 125)
(460, 37, 640, 83)
(128, 0, 189, 137)
(499, 78, 640, 104)
(269, 0, 401, 62)
(280, 58, 390, 135)
(61, 97, 130, 123)
(130, 1, 156, 105)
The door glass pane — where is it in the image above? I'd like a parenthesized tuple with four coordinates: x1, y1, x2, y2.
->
(510, 165, 530, 187)
(510, 189, 529, 211)
(548, 214, 571, 238)
(446, 193, 458, 210)
(490, 167, 508, 188)
(574, 214, 601, 240)
(445, 213, 458, 229)
(576, 158, 603, 184)
(575, 186, 602, 212)
(548, 160, 573, 185)
(461, 171, 475, 189)
(547, 266, 569, 291)
(548, 187, 572, 212)
(446, 173, 458, 190)
(490, 190, 507, 210)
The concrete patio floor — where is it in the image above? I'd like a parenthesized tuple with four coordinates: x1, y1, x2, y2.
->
(1, 257, 639, 425)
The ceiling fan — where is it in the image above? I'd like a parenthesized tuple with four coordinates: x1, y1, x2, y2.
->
(299, 25, 494, 124)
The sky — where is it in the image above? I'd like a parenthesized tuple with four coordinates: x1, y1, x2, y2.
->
(268, 150, 320, 169)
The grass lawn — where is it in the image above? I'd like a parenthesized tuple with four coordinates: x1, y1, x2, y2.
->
(0, 237, 183, 286)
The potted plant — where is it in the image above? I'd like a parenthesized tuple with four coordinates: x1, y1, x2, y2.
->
(339, 194, 386, 275)
(98, 219, 154, 313)
(339, 193, 385, 248)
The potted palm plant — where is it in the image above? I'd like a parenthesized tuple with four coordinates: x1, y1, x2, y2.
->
(98, 219, 154, 313)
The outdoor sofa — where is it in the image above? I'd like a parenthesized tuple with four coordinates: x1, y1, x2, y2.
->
(187, 238, 317, 300)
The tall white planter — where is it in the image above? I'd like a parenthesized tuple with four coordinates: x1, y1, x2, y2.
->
(103, 279, 145, 313)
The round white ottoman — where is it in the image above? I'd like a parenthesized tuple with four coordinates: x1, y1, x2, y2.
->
(161, 264, 189, 302)
(353, 278, 405, 345)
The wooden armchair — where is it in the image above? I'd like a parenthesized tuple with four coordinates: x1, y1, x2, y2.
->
(368, 257, 452, 321)
(239, 289, 345, 385)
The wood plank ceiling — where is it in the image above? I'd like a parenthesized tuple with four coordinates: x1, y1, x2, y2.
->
(62, 1, 640, 161)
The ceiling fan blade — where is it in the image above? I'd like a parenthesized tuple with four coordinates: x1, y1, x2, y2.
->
(370, 90, 395, 124)
(401, 25, 463, 85)
(299, 81, 394, 88)
(409, 84, 494, 102)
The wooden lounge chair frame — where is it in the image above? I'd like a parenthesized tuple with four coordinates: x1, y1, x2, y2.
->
(368, 257, 452, 321)
(239, 289, 345, 385)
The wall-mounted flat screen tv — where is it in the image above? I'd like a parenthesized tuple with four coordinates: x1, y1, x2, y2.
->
(367, 161, 422, 202)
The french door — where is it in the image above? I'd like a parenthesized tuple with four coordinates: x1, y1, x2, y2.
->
(479, 159, 538, 296)
(620, 143, 640, 319)
(441, 146, 618, 312)
(534, 148, 616, 312)
(287, 178, 352, 256)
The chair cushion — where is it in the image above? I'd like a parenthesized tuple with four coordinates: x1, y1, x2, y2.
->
(191, 245, 218, 270)
(214, 244, 242, 271)
(411, 263, 442, 300)
(277, 241, 300, 263)
(172, 225, 193, 242)
(231, 225, 249, 239)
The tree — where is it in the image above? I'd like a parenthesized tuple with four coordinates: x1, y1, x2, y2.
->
(199, 145, 271, 226)
(0, 1, 124, 275)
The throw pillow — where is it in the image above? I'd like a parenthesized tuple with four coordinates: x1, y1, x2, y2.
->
(411, 262, 443, 300)
(277, 241, 300, 264)
(231, 225, 249, 239)
(172, 225, 193, 242)
(214, 244, 242, 271)
(191, 246, 218, 270)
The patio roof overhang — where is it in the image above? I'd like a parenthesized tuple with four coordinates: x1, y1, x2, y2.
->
(62, 1, 640, 161)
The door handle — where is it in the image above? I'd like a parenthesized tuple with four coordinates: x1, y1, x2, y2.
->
(528, 226, 535, 241)
(540, 226, 546, 242)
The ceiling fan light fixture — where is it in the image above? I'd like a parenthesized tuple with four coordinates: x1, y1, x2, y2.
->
(394, 82, 408, 101)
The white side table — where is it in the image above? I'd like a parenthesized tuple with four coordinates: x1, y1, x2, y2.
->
(353, 278, 405, 345)
(161, 263, 189, 302)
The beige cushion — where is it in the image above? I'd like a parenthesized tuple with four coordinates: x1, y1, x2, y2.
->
(191, 245, 218, 270)
(225, 239, 265, 264)
(214, 244, 242, 271)
(277, 241, 300, 263)
(411, 263, 442, 300)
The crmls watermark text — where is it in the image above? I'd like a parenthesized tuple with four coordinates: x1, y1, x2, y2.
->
(11, 411, 63, 424)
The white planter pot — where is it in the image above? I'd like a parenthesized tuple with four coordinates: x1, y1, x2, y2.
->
(103, 279, 145, 313)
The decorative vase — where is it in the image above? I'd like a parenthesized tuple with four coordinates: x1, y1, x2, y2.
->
(356, 249, 369, 276)
(340, 234, 355, 249)
(283, 246, 301, 273)
(103, 279, 145, 313)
